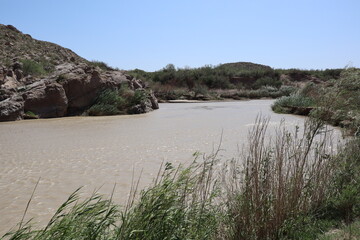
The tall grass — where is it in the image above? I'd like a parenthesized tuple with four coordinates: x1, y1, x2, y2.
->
(3, 118, 351, 240)
(116, 157, 220, 239)
(2, 188, 119, 240)
(221, 118, 336, 239)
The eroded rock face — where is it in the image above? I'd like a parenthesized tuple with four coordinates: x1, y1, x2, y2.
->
(0, 24, 159, 121)
(0, 62, 158, 121)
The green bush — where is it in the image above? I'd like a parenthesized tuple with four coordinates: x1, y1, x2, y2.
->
(253, 76, 282, 89)
(88, 89, 126, 116)
(193, 84, 209, 97)
(25, 111, 37, 118)
(319, 138, 360, 223)
(278, 215, 335, 240)
(278, 85, 297, 96)
(20, 59, 46, 76)
(127, 90, 146, 107)
(272, 94, 315, 113)
(290, 68, 360, 133)
(87, 88, 152, 116)
(89, 60, 114, 71)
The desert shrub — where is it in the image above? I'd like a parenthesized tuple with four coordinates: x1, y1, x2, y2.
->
(127, 89, 146, 106)
(201, 75, 231, 89)
(253, 76, 282, 89)
(236, 86, 292, 99)
(298, 68, 360, 133)
(193, 84, 209, 98)
(276, 94, 314, 107)
(278, 85, 297, 96)
(272, 94, 315, 113)
(319, 138, 360, 224)
(329, 68, 360, 112)
(89, 60, 114, 71)
(37, 57, 55, 73)
(20, 59, 46, 76)
(127, 68, 151, 80)
(88, 89, 126, 116)
(3, 58, 12, 68)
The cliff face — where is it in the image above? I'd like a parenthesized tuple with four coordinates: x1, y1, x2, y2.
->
(0, 24, 158, 121)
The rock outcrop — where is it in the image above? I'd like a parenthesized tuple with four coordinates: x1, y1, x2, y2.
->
(0, 24, 158, 121)
(23, 80, 68, 118)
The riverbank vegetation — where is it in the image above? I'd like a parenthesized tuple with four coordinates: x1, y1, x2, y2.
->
(87, 87, 150, 116)
(3, 116, 360, 240)
(127, 62, 343, 102)
(272, 68, 360, 135)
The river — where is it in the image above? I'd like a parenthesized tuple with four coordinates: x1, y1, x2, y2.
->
(0, 100, 340, 235)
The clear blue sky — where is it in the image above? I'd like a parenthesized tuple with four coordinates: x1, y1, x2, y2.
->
(1, 0, 359, 71)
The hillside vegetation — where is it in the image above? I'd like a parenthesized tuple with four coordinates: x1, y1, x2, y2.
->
(272, 67, 360, 135)
(128, 62, 343, 101)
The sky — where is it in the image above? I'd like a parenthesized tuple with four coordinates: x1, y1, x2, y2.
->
(1, 0, 359, 71)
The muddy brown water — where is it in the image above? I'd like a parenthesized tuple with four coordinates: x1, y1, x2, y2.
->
(0, 100, 341, 235)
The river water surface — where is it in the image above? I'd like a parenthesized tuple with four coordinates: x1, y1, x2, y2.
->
(0, 100, 340, 235)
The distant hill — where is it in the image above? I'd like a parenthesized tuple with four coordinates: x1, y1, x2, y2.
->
(216, 62, 273, 72)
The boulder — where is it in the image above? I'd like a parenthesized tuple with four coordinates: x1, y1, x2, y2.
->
(107, 71, 128, 85)
(61, 70, 105, 113)
(149, 90, 159, 109)
(0, 96, 24, 121)
(2, 75, 20, 89)
(23, 81, 68, 118)
(128, 100, 153, 114)
(0, 89, 14, 101)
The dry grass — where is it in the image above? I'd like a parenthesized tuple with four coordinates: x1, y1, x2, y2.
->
(220, 117, 336, 239)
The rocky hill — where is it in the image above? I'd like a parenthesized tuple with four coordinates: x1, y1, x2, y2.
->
(0, 24, 158, 121)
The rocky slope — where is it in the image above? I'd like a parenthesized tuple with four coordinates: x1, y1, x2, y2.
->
(0, 24, 158, 121)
